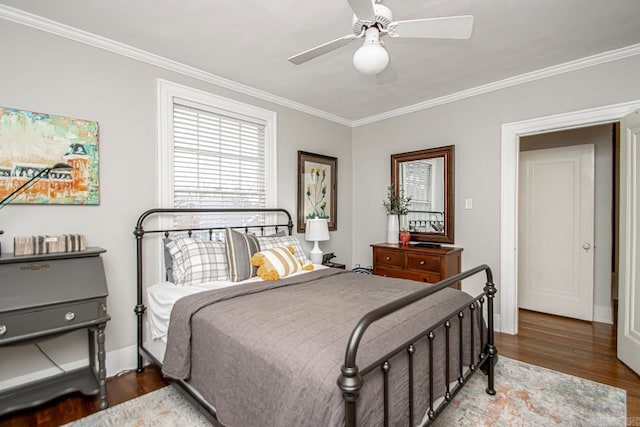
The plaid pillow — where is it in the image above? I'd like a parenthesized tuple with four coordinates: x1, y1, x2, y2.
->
(256, 235, 307, 263)
(167, 237, 228, 285)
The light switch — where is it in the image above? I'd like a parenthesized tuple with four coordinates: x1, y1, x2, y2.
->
(465, 198, 473, 210)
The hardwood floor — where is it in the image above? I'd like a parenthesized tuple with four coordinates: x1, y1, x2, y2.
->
(1, 309, 638, 426)
(495, 309, 640, 421)
(0, 366, 169, 427)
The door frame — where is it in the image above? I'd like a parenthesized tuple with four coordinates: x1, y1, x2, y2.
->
(500, 100, 640, 334)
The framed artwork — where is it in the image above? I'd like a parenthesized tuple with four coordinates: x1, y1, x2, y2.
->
(297, 151, 337, 232)
(0, 107, 100, 205)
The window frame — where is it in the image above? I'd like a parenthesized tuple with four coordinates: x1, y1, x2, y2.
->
(157, 79, 277, 210)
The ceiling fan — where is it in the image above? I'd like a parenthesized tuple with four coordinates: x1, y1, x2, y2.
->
(288, 0, 473, 76)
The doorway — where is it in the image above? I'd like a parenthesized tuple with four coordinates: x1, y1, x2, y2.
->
(517, 125, 613, 323)
(499, 100, 640, 335)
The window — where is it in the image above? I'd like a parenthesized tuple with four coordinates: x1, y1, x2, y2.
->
(402, 160, 433, 212)
(402, 159, 445, 232)
(159, 80, 276, 229)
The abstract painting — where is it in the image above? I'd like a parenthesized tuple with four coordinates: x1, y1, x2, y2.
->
(297, 151, 337, 232)
(0, 107, 100, 205)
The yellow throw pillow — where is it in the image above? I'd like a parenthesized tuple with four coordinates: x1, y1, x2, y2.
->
(251, 246, 308, 281)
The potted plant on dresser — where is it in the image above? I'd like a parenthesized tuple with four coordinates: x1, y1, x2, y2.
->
(383, 184, 411, 244)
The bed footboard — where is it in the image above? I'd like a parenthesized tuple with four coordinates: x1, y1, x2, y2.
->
(338, 264, 497, 426)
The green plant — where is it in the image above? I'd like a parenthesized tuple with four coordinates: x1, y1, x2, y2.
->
(382, 184, 412, 215)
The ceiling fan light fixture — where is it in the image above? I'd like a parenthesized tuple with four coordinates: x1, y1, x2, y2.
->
(352, 27, 389, 75)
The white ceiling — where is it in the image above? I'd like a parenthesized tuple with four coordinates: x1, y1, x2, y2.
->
(2, 0, 640, 123)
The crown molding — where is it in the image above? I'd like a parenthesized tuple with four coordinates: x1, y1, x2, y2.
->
(3, 4, 640, 129)
(0, 4, 352, 127)
(353, 43, 640, 127)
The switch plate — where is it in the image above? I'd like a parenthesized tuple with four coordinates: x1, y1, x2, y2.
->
(465, 198, 473, 209)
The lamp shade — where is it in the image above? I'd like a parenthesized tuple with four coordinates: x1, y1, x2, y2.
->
(305, 218, 330, 242)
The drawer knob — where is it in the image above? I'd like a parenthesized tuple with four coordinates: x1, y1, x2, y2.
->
(0, 325, 6, 335)
(385, 256, 391, 261)
(420, 260, 425, 265)
(65, 312, 76, 321)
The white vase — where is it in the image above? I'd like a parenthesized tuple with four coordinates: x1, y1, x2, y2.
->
(387, 214, 399, 244)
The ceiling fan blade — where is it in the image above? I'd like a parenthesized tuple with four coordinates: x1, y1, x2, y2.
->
(376, 59, 397, 84)
(346, 0, 375, 22)
(288, 34, 359, 65)
(388, 15, 474, 39)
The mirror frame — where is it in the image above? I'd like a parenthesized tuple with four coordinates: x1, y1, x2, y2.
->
(391, 145, 455, 244)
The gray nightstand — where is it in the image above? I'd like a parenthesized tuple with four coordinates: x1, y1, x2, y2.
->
(0, 247, 110, 416)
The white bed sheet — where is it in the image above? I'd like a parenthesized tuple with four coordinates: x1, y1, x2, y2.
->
(147, 265, 328, 342)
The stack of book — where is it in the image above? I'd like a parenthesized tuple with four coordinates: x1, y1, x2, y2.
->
(13, 234, 87, 256)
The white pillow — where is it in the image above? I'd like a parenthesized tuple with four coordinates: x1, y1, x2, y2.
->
(167, 237, 228, 286)
(256, 235, 308, 263)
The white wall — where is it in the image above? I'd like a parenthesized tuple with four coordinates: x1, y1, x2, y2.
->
(0, 20, 352, 385)
(520, 124, 614, 322)
(352, 54, 640, 307)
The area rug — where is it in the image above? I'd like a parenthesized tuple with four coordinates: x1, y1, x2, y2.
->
(64, 356, 626, 427)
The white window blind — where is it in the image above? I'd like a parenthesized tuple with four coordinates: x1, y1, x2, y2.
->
(172, 99, 267, 210)
(159, 81, 276, 235)
(402, 160, 433, 212)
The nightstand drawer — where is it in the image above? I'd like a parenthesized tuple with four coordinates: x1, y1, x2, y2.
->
(374, 249, 405, 268)
(0, 299, 106, 342)
(407, 254, 441, 273)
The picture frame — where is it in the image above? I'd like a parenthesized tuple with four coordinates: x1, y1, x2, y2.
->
(297, 151, 337, 233)
(0, 106, 100, 205)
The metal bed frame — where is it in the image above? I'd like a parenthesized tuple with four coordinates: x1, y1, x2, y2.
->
(134, 208, 497, 427)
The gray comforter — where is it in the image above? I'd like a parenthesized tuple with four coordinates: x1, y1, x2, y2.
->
(163, 269, 481, 427)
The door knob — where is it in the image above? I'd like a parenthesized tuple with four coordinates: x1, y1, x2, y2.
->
(582, 243, 591, 251)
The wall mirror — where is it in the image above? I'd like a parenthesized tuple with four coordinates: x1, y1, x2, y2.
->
(391, 145, 455, 244)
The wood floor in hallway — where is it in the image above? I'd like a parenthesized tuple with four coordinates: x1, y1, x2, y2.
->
(495, 309, 640, 421)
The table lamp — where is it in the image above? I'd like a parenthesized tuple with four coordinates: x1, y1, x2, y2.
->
(305, 217, 330, 265)
(0, 162, 73, 255)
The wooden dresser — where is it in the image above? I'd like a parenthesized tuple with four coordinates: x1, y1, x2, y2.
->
(371, 243, 463, 289)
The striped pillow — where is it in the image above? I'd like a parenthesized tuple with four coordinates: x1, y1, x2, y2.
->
(166, 238, 228, 285)
(224, 228, 259, 282)
(253, 246, 301, 280)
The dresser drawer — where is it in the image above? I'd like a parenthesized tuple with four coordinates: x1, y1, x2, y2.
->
(374, 249, 405, 268)
(375, 267, 441, 284)
(374, 266, 404, 278)
(397, 270, 441, 284)
(406, 254, 441, 273)
(0, 299, 106, 342)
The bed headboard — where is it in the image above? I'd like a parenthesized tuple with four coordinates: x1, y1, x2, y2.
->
(134, 208, 294, 239)
(133, 207, 294, 370)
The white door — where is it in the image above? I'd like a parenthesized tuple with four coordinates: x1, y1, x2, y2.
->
(518, 144, 595, 320)
(618, 110, 640, 375)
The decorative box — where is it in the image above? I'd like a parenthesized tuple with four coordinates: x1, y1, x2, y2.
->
(13, 234, 86, 256)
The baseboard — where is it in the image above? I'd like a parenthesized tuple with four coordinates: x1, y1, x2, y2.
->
(0, 344, 138, 392)
(594, 305, 613, 324)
